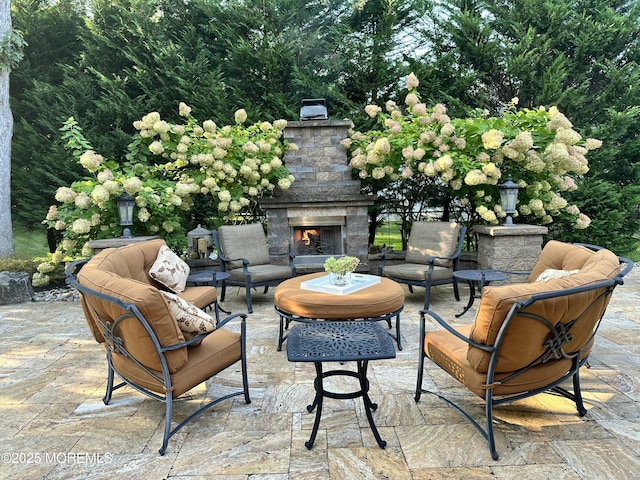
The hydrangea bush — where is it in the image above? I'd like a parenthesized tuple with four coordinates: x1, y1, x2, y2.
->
(343, 73, 600, 230)
(35, 103, 296, 286)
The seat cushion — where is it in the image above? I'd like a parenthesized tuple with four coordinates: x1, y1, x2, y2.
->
(217, 224, 271, 269)
(228, 264, 294, 283)
(405, 222, 460, 267)
(425, 325, 575, 397)
(382, 263, 453, 282)
(111, 328, 242, 397)
(178, 286, 217, 310)
(274, 272, 404, 319)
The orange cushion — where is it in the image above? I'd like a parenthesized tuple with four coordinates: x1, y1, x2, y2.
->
(274, 272, 404, 319)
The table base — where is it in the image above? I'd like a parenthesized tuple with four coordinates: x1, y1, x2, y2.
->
(305, 360, 386, 449)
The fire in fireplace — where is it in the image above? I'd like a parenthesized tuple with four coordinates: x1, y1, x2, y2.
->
(289, 216, 344, 258)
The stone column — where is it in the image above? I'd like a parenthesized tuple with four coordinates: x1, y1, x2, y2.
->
(474, 224, 548, 281)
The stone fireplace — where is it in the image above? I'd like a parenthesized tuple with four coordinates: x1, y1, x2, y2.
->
(259, 120, 374, 273)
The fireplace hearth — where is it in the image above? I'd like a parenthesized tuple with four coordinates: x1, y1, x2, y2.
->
(260, 120, 374, 272)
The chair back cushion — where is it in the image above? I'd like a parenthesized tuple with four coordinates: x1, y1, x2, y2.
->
(217, 224, 271, 269)
(405, 222, 460, 267)
(467, 242, 620, 373)
(77, 242, 188, 373)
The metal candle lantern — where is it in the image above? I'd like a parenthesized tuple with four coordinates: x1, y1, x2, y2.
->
(499, 175, 519, 226)
(116, 193, 135, 238)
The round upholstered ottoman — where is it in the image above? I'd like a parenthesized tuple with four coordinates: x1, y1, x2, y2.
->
(274, 272, 404, 351)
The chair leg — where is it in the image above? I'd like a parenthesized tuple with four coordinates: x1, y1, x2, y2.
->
(415, 351, 425, 402)
(220, 281, 227, 302)
(245, 284, 254, 313)
(415, 315, 426, 401)
(241, 320, 252, 404)
(159, 391, 173, 456)
(485, 391, 499, 460)
(103, 363, 115, 405)
(423, 287, 431, 310)
(453, 279, 460, 301)
(572, 368, 588, 416)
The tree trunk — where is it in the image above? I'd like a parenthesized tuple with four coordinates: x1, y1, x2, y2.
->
(0, 0, 14, 257)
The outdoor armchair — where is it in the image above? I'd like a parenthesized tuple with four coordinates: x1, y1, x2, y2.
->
(213, 223, 296, 313)
(415, 240, 633, 459)
(378, 221, 466, 309)
(66, 242, 251, 455)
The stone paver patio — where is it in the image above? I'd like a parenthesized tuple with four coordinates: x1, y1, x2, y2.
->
(1, 267, 638, 479)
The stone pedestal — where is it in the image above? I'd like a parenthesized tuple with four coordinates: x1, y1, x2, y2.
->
(88, 236, 161, 254)
(475, 224, 548, 280)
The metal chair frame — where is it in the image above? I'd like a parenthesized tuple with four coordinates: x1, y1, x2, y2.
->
(379, 225, 467, 310)
(213, 227, 296, 313)
(66, 259, 251, 455)
(415, 248, 632, 460)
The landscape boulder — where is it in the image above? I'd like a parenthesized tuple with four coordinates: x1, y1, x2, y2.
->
(0, 272, 34, 305)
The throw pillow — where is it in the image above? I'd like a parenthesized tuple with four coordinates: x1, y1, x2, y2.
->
(150, 245, 190, 293)
(535, 268, 580, 282)
(159, 291, 216, 345)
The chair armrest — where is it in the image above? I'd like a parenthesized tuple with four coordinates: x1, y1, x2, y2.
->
(163, 312, 247, 351)
(419, 309, 493, 352)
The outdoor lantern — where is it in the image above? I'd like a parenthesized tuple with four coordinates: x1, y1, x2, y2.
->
(187, 224, 213, 259)
(300, 98, 328, 121)
(499, 175, 519, 226)
(116, 192, 135, 238)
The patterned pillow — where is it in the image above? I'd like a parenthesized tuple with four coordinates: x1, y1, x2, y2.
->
(149, 245, 190, 293)
(159, 291, 216, 345)
(535, 268, 580, 282)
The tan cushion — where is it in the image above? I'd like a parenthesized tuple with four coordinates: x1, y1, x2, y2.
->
(467, 243, 620, 373)
(228, 263, 294, 283)
(217, 224, 271, 269)
(111, 327, 242, 397)
(405, 222, 460, 267)
(149, 245, 190, 293)
(160, 291, 216, 344)
(382, 263, 453, 282)
(95, 238, 167, 285)
(274, 272, 404, 319)
(527, 240, 597, 282)
(178, 286, 217, 310)
(425, 325, 576, 397)
(77, 246, 188, 373)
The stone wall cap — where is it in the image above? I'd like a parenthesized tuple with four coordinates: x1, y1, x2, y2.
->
(474, 224, 549, 236)
(285, 119, 353, 128)
(88, 235, 161, 249)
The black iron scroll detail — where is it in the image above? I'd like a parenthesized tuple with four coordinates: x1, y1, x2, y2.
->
(542, 322, 574, 362)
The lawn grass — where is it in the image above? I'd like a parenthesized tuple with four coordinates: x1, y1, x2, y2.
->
(12, 225, 49, 260)
(374, 221, 403, 250)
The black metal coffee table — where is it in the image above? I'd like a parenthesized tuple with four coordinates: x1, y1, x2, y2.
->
(452, 269, 508, 317)
(286, 321, 396, 449)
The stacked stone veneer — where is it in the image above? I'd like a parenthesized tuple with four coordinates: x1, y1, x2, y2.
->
(260, 120, 374, 271)
(475, 224, 549, 281)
